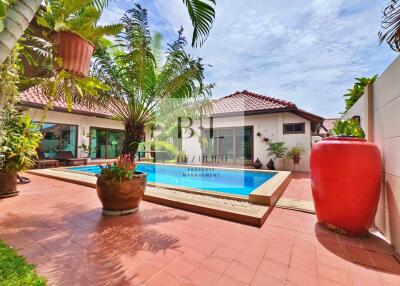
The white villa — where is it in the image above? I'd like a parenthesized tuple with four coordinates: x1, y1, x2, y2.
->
(181, 90, 323, 171)
(20, 89, 324, 171)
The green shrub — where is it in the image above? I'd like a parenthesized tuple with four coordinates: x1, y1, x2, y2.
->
(0, 240, 46, 286)
(330, 119, 365, 138)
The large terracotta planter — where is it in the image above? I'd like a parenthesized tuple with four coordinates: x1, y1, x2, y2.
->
(310, 137, 382, 236)
(0, 172, 18, 198)
(55, 32, 95, 76)
(96, 172, 146, 215)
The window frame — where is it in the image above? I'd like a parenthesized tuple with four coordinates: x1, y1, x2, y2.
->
(283, 122, 306, 134)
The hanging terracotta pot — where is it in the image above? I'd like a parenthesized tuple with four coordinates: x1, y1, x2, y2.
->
(0, 172, 18, 198)
(310, 137, 382, 236)
(55, 31, 95, 76)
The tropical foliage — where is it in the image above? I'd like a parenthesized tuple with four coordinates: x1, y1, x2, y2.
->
(183, 0, 216, 47)
(88, 4, 212, 157)
(0, 240, 46, 285)
(379, 0, 400, 52)
(37, 0, 123, 46)
(267, 142, 287, 159)
(99, 154, 136, 181)
(0, 109, 43, 173)
(343, 76, 378, 112)
(330, 119, 365, 138)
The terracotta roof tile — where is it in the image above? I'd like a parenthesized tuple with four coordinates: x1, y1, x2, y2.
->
(320, 118, 339, 134)
(212, 90, 297, 115)
(20, 87, 112, 117)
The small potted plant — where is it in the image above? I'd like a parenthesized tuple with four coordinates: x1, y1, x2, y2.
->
(37, 1, 122, 76)
(286, 145, 306, 169)
(267, 142, 287, 170)
(310, 119, 382, 236)
(96, 154, 146, 215)
(0, 110, 43, 198)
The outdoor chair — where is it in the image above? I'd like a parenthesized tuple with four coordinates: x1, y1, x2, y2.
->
(56, 151, 87, 166)
(36, 152, 59, 169)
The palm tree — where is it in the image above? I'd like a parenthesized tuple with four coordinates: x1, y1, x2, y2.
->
(88, 4, 212, 157)
(379, 0, 400, 51)
(0, 0, 42, 64)
(0, 0, 215, 64)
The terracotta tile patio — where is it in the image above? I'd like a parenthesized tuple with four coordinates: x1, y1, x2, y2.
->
(1, 173, 400, 285)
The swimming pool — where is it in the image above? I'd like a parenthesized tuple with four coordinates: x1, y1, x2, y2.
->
(68, 164, 276, 196)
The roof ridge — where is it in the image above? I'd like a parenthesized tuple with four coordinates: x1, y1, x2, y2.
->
(239, 90, 296, 108)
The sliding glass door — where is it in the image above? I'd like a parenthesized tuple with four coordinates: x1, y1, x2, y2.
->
(202, 126, 253, 165)
(90, 128, 124, 159)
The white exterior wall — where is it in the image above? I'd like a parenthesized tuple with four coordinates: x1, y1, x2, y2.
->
(343, 56, 400, 254)
(343, 95, 366, 127)
(25, 108, 125, 158)
(182, 112, 312, 171)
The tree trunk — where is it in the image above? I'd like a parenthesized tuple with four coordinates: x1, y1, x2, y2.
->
(0, 0, 41, 64)
(123, 122, 145, 159)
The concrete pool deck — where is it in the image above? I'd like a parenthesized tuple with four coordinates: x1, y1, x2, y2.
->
(28, 164, 291, 226)
(28, 168, 272, 226)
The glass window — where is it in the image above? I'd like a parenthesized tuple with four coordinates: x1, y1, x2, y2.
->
(283, 123, 305, 134)
(36, 123, 78, 158)
(202, 126, 253, 165)
(235, 127, 253, 164)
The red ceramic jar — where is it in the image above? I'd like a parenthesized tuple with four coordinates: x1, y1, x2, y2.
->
(310, 137, 382, 236)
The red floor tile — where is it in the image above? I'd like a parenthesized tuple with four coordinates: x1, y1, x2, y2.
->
(0, 173, 397, 286)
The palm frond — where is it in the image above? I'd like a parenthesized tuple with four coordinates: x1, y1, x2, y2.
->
(379, 0, 400, 51)
(182, 0, 215, 47)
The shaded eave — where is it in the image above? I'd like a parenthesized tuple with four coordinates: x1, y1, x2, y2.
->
(212, 107, 324, 124)
(20, 101, 113, 119)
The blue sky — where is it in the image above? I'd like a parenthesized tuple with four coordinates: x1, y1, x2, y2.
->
(100, 0, 398, 118)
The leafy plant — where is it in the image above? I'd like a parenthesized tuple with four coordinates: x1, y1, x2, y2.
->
(286, 145, 306, 160)
(0, 109, 43, 173)
(99, 154, 136, 181)
(88, 4, 212, 157)
(344, 76, 378, 112)
(330, 119, 365, 138)
(0, 240, 47, 285)
(379, 0, 400, 52)
(183, 0, 216, 47)
(267, 142, 288, 159)
(37, 0, 123, 46)
(0, 0, 15, 32)
(78, 143, 92, 158)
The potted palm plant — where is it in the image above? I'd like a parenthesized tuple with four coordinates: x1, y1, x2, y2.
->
(36, 0, 123, 76)
(310, 119, 382, 236)
(267, 142, 287, 170)
(0, 109, 43, 198)
(97, 154, 146, 215)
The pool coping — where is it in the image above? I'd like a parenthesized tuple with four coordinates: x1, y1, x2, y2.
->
(27, 164, 291, 227)
(53, 162, 291, 206)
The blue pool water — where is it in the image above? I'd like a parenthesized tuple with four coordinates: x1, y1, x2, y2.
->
(68, 164, 276, 196)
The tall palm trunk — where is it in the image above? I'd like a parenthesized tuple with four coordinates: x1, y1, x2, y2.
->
(0, 0, 41, 64)
(123, 121, 145, 159)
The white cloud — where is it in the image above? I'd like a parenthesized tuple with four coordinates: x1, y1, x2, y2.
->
(103, 0, 398, 117)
